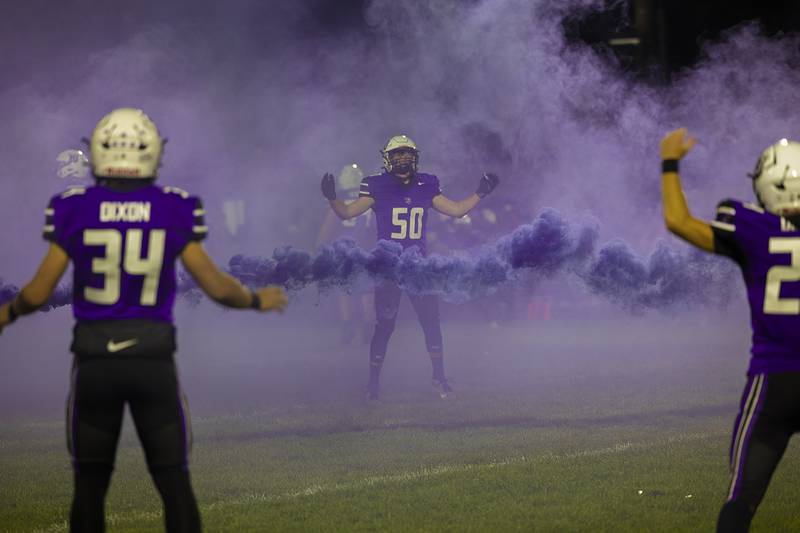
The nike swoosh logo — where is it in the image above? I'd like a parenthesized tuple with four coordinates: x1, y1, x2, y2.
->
(107, 338, 139, 353)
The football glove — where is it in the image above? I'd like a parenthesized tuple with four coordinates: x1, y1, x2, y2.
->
(321, 172, 336, 201)
(476, 172, 500, 198)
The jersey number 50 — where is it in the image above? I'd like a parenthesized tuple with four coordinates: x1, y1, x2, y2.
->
(83, 228, 166, 306)
(391, 207, 424, 239)
(764, 237, 800, 314)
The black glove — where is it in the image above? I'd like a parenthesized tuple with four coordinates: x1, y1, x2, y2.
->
(321, 172, 336, 200)
(476, 172, 500, 198)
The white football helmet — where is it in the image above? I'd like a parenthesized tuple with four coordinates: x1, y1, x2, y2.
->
(56, 149, 90, 179)
(90, 108, 163, 179)
(381, 134, 419, 175)
(338, 163, 364, 193)
(752, 138, 800, 214)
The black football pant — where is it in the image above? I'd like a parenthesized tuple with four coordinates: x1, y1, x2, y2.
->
(67, 357, 200, 533)
(369, 282, 444, 381)
(718, 372, 800, 533)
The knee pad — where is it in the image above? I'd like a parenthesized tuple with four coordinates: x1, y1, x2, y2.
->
(372, 318, 396, 343)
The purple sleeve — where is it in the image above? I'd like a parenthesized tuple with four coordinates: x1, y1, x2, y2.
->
(42, 197, 57, 242)
(711, 199, 743, 264)
(432, 175, 442, 196)
(358, 176, 371, 198)
(42, 192, 77, 252)
(189, 197, 207, 242)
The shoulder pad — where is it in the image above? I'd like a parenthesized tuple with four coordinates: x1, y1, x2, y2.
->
(712, 198, 741, 232)
(161, 185, 191, 199)
(59, 186, 88, 199)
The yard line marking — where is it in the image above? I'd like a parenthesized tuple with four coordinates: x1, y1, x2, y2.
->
(33, 431, 721, 532)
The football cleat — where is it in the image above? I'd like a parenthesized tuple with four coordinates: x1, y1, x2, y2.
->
(432, 378, 453, 399)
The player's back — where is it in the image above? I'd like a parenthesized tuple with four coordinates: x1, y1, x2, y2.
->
(713, 199, 800, 374)
(45, 183, 205, 324)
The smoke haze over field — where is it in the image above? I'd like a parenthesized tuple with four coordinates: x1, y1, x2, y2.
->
(2, 0, 799, 266)
(0, 0, 796, 414)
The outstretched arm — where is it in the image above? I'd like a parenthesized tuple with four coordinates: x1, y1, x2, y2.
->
(329, 197, 375, 220)
(320, 172, 375, 220)
(660, 128, 714, 251)
(432, 172, 500, 218)
(0, 243, 70, 333)
(181, 242, 287, 312)
(432, 193, 480, 218)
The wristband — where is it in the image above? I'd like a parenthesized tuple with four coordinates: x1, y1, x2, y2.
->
(250, 291, 261, 310)
(7, 299, 19, 324)
(662, 159, 679, 173)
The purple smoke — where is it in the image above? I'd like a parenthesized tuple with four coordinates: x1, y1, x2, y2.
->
(0, 280, 18, 306)
(0, 209, 736, 313)
(0, 2, 794, 324)
(229, 209, 735, 310)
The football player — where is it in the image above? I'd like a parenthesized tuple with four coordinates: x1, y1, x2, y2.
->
(661, 128, 800, 532)
(0, 108, 288, 533)
(321, 134, 500, 401)
(316, 163, 374, 345)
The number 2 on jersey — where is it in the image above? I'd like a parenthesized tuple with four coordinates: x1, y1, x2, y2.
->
(84, 228, 166, 306)
(391, 207, 424, 239)
(764, 237, 800, 314)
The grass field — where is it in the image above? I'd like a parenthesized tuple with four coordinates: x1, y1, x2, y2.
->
(2, 307, 800, 532)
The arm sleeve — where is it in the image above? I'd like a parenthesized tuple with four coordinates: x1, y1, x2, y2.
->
(710, 199, 744, 264)
(431, 175, 442, 196)
(358, 177, 371, 198)
(42, 195, 71, 252)
(42, 197, 56, 242)
(189, 197, 207, 242)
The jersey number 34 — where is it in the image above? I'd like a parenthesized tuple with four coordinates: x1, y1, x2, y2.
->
(84, 228, 166, 306)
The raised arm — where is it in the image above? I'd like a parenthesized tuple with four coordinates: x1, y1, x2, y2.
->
(180, 242, 287, 311)
(432, 172, 499, 218)
(660, 128, 714, 252)
(0, 243, 70, 333)
(321, 172, 374, 220)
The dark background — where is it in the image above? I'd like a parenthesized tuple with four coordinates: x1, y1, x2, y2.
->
(3, 0, 797, 89)
(562, 0, 800, 81)
(273, 0, 800, 79)
(304, 0, 800, 79)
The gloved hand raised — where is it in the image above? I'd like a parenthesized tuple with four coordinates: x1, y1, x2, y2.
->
(321, 172, 336, 201)
(476, 172, 500, 198)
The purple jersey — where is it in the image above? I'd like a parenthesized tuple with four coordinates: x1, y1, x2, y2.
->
(358, 172, 442, 255)
(712, 199, 800, 375)
(43, 184, 206, 323)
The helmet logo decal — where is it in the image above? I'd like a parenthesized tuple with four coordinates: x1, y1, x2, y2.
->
(752, 139, 800, 215)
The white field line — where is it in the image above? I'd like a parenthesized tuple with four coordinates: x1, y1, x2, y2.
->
(33, 431, 722, 533)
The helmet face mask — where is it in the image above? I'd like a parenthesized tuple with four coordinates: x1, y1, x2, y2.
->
(382, 135, 419, 180)
(90, 108, 163, 179)
(752, 139, 800, 216)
